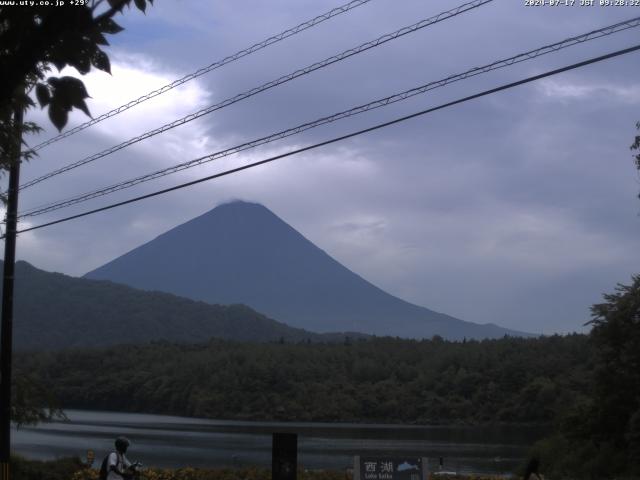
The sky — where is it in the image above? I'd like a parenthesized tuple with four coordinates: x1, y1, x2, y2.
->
(4, 0, 640, 334)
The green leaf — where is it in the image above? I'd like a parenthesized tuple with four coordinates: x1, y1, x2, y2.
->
(35, 83, 50, 107)
(134, 0, 146, 12)
(73, 98, 91, 118)
(58, 32, 81, 61)
(90, 29, 110, 46)
(49, 76, 92, 119)
(51, 57, 66, 71)
(107, 0, 129, 11)
(71, 50, 92, 74)
(58, 76, 89, 99)
(15, 90, 35, 109)
(48, 102, 68, 131)
(98, 18, 124, 34)
(91, 49, 111, 74)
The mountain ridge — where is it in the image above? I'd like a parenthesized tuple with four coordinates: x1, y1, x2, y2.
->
(1, 260, 363, 351)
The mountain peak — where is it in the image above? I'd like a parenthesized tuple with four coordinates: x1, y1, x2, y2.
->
(217, 199, 265, 208)
(183, 200, 285, 230)
(85, 203, 528, 339)
(206, 200, 268, 214)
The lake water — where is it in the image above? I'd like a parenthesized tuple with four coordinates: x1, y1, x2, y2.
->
(12, 410, 547, 476)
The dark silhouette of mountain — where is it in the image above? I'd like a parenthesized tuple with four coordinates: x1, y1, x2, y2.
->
(85, 201, 528, 339)
(2, 260, 353, 351)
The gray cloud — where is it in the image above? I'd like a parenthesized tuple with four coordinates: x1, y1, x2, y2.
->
(5, 0, 640, 334)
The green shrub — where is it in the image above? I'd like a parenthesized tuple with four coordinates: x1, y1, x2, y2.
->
(11, 455, 86, 480)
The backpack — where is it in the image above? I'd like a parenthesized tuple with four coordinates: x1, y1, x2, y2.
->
(99, 453, 112, 480)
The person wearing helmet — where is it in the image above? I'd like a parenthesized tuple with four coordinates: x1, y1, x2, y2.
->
(107, 437, 134, 480)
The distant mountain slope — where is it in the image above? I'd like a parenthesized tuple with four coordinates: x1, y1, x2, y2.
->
(2, 261, 342, 351)
(85, 201, 528, 339)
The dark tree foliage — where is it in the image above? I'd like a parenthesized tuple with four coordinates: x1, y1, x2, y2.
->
(529, 125, 640, 478)
(11, 373, 66, 427)
(589, 276, 640, 474)
(0, 0, 154, 422)
(632, 122, 640, 200)
(2, 260, 347, 350)
(10, 456, 85, 480)
(0, 0, 154, 173)
(533, 276, 640, 479)
(17, 334, 592, 426)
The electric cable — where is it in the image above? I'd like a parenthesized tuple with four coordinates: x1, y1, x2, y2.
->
(9, 43, 639, 238)
(18, 16, 640, 219)
(29, 0, 375, 152)
(17, 0, 494, 192)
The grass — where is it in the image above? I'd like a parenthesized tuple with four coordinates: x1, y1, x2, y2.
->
(10, 456, 509, 480)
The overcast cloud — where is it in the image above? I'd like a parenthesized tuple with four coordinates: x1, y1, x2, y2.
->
(4, 0, 640, 334)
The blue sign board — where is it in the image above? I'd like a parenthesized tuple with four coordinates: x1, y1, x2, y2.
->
(356, 457, 426, 480)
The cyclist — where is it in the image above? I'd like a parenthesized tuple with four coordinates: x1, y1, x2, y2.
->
(105, 437, 136, 480)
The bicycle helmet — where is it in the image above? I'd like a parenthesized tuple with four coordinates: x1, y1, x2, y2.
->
(115, 437, 130, 452)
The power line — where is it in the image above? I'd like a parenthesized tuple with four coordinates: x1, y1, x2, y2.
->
(17, 0, 494, 192)
(18, 16, 640, 219)
(29, 0, 374, 152)
(10, 43, 640, 238)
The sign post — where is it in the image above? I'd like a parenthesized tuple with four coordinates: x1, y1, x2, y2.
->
(272, 433, 297, 480)
(0, 94, 23, 480)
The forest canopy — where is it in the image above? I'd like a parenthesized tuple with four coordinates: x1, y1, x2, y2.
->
(17, 334, 591, 425)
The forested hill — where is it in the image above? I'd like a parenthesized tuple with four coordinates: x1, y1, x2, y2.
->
(18, 335, 592, 425)
(2, 260, 355, 350)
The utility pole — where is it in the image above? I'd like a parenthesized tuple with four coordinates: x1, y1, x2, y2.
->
(0, 100, 23, 480)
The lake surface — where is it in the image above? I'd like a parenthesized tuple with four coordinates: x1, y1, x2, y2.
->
(13, 410, 547, 476)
